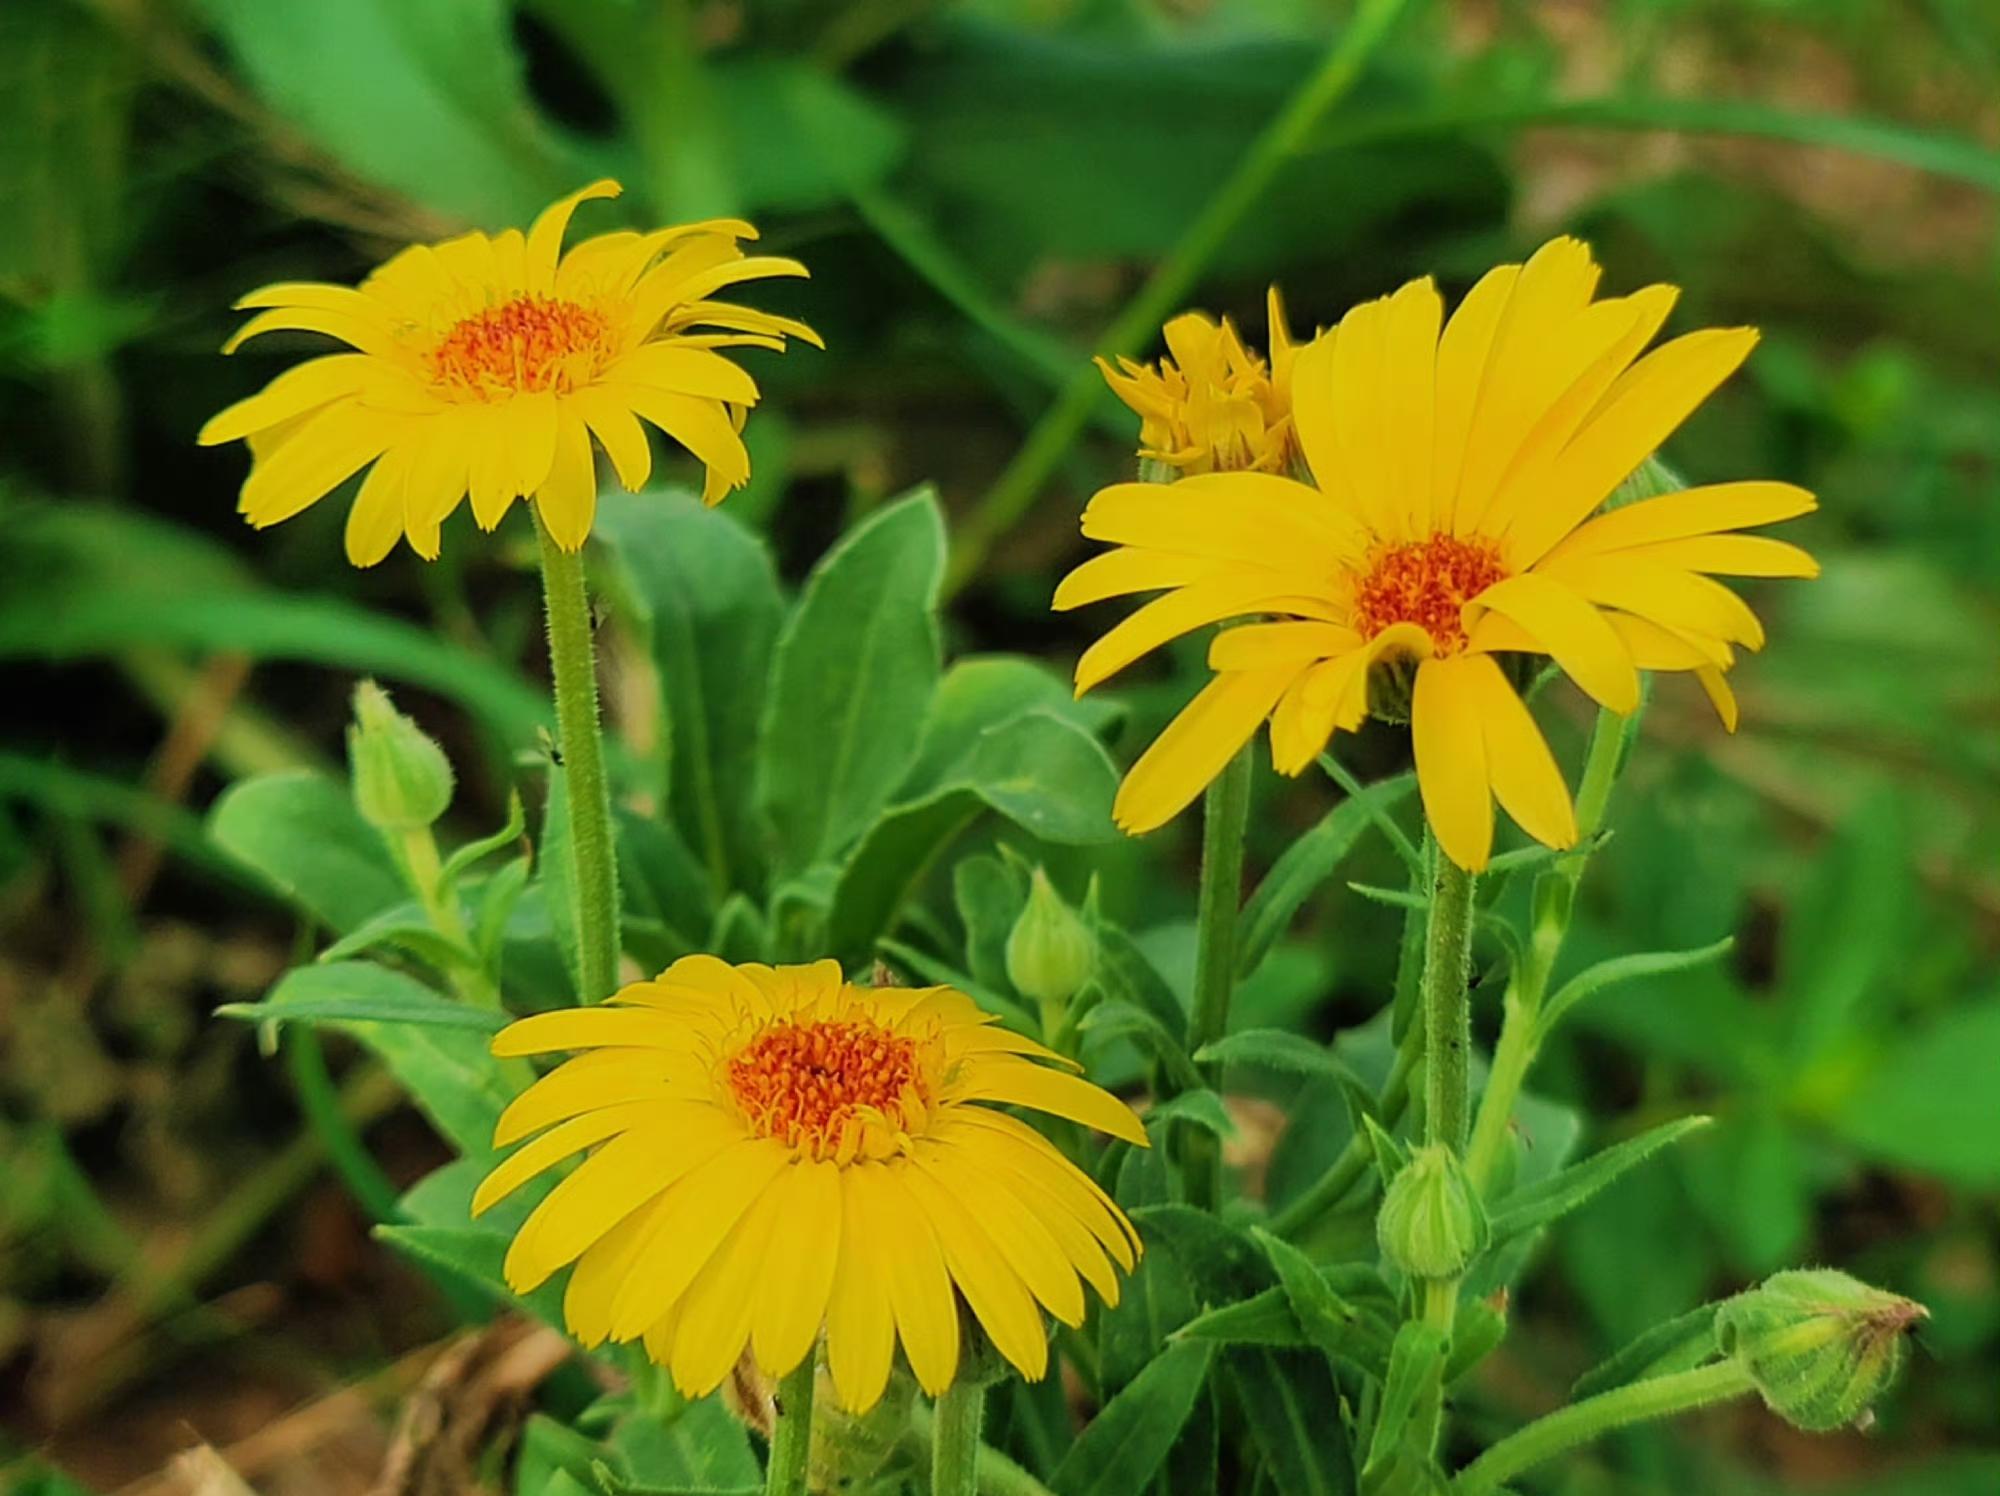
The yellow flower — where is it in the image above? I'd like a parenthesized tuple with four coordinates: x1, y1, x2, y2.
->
(199, 180, 818, 565)
(1097, 287, 1301, 475)
(1057, 238, 1818, 871)
(474, 957, 1145, 1412)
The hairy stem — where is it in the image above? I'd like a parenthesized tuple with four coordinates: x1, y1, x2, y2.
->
(931, 1379, 987, 1496)
(1184, 744, 1254, 1208)
(764, 1356, 816, 1496)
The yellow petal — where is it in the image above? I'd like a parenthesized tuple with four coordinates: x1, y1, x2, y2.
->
(491, 1005, 700, 1057)
(1465, 572, 1639, 713)
(606, 1139, 791, 1339)
(401, 410, 472, 532)
(750, 1160, 843, 1378)
(911, 1149, 1086, 1328)
(344, 441, 413, 568)
(948, 1110, 1140, 1267)
(1510, 327, 1760, 566)
(222, 304, 397, 358)
(502, 389, 561, 503)
(534, 406, 599, 552)
(1075, 577, 1334, 696)
(610, 344, 760, 406)
(937, 1127, 1120, 1307)
(896, 1160, 1049, 1382)
(669, 1178, 784, 1397)
(1594, 534, 1818, 578)
(504, 1117, 700, 1290)
(527, 180, 623, 290)
(1053, 548, 1226, 611)
(1603, 610, 1733, 671)
(952, 1057, 1148, 1145)
(1458, 654, 1577, 852)
(1431, 263, 1519, 532)
(1209, 620, 1359, 671)
(1542, 480, 1816, 562)
(824, 1167, 897, 1413)
(200, 354, 374, 446)
(1412, 657, 1493, 872)
(1696, 665, 1740, 731)
(1539, 553, 1765, 650)
(625, 388, 751, 493)
(861, 1163, 961, 1395)
(570, 386, 654, 492)
(565, 1188, 674, 1346)
(472, 1101, 666, 1216)
(238, 402, 396, 528)
(1079, 474, 1365, 567)
(1113, 665, 1298, 834)
(494, 1050, 700, 1146)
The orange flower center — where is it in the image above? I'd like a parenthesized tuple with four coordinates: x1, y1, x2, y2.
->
(429, 295, 613, 399)
(727, 1018, 924, 1157)
(1351, 534, 1508, 655)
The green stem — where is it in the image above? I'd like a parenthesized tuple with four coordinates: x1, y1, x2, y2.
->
(1421, 1276, 1459, 1335)
(944, 0, 1409, 592)
(903, 1402, 1056, 1496)
(765, 1356, 816, 1496)
(1184, 743, 1254, 1209)
(535, 512, 622, 1003)
(1453, 1360, 1757, 1495)
(396, 825, 503, 1009)
(1462, 709, 1627, 1190)
(1421, 846, 1477, 1152)
(285, 1029, 403, 1224)
(931, 1379, 986, 1496)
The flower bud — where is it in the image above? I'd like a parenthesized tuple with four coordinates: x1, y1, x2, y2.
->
(1715, 1269, 1926, 1432)
(1377, 1144, 1488, 1280)
(347, 679, 453, 831)
(1005, 868, 1095, 1011)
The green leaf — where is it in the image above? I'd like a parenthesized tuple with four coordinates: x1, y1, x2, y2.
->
(825, 709, 1118, 959)
(1238, 773, 1414, 976)
(1194, 1029, 1367, 1090)
(208, 771, 404, 934)
(1098, 1144, 1193, 1391)
(595, 491, 784, 895)
(256, 961, 513, 1157)
(1570, 1303, 1722, 1400)
(608, 1396, 760, 1492)
(1825, 999, 2000, 1185)
(317, 899, 477, 971)
(1226, 1347, 1355, 1496)
(216, 979, 505, 1035)
(1533, 937, 1736, 1045)
(617, 811, 712, 957)
(1362, 1323, 1447, 1482)
(1488, 1116, 1714, 1248)
(1132, 1206, 1273, 1307)
(756, 491, 946, 870)
(955, 852, 1029, 994)
(441, 792, 526, 885)
(1781, 794, 1910, 1066)
(1049, 1340, 1215, 1496)
(196, 0, 576, 225)
(1146, 1089, 1236, 1141)
(1252, 1229, 1380, 1376)
(1078, 1002, 1201, 1092)
(375, 1223, 565, 1329)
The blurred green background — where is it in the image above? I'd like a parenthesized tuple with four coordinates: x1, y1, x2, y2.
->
(1, 0, 1996, 1491)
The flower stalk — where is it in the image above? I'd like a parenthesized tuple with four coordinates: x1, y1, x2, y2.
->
(1421, 843, 1477, 1154)
(930, 1379, 986, 1496)
(1452, 1360, 1757, 1495)
(535, 510, 622, 1002)
(765, 1356, 817, 1496)
(1184, 743, 1254, 1208)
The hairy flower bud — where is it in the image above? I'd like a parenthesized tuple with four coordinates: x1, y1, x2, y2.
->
(347, 679, 453, 831)
(1716, 1269, 1926, 1432)
(1005, 868, 1096, 1012)
(1377, 1144, 1488, 1280)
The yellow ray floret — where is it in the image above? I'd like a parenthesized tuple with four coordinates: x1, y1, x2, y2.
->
(1059, 238, 1818, 871)
(475, 957, 1145, 1413)
(200, 180, 819, 565)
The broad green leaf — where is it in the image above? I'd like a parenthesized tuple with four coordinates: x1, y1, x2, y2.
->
(608, 1396, 761, 1491)
(1252, 1229, 1384, 1377)
(955, 853, 1029, 994)
(1132, 1206, 1273, 1308)
(1781, 793, 1911, 1065)
(1078, 1002, 1201, 1092)
(1825, 999, 2000, 1184)
(595, 492, 784, 895)
(1098, 1144, 1193, 1391)
(217, 979, 505, 1035)
(825, 709, 1117, 959)
(208, 771, 403, 933)
(259, 961, 514, 1158)
(1049, 1340, 1215, 1496)
(1145, 1089, 1236, 1140)
(1488, 1116, 1713, 1249)
(516, 1414, 618, 1496)
(1533, 937, 1736, 1045)
(317, 899, 477, 972)
(1226, 1347, 1355, 1496)
(197, 0, 576, 225)
(375, 1223, 565, 1329)
(902, 657, 1119, 794)
(617, 810, 712, 957)
(1238, 773, 1414, 976)
(756, 491, 946, 870)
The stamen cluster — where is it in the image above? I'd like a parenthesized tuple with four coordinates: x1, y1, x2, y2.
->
(726, 1017, 924, 1157)
(430, 295, 614, 399)
(1351, 534, 1509, 655)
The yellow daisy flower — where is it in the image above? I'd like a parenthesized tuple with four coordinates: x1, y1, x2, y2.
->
(1096, 287, 1302, 475)
(199, 180, 818, 565)
(474, 957, 1145, 1412)
(1057, 238, 1818, 871)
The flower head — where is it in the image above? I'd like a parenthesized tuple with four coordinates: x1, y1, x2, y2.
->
(1097, 287, 1301, 475)
(474, 957, 1145, 1412)
(1057, 238, 1819, 870)
(200, 180, 818, 565)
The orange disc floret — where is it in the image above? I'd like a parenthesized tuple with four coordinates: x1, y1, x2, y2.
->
(430, 295, 616, 399)
(1351, 534, 1509, 655)
(726, 1018, 924, 1157)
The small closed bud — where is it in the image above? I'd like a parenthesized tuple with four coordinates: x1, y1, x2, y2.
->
(1377, 1144, 1488, 1280)
(1716, 1269, 1926, 1433)
(347, 680, 453, 831)
(1005, 868, 1095, 1011)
